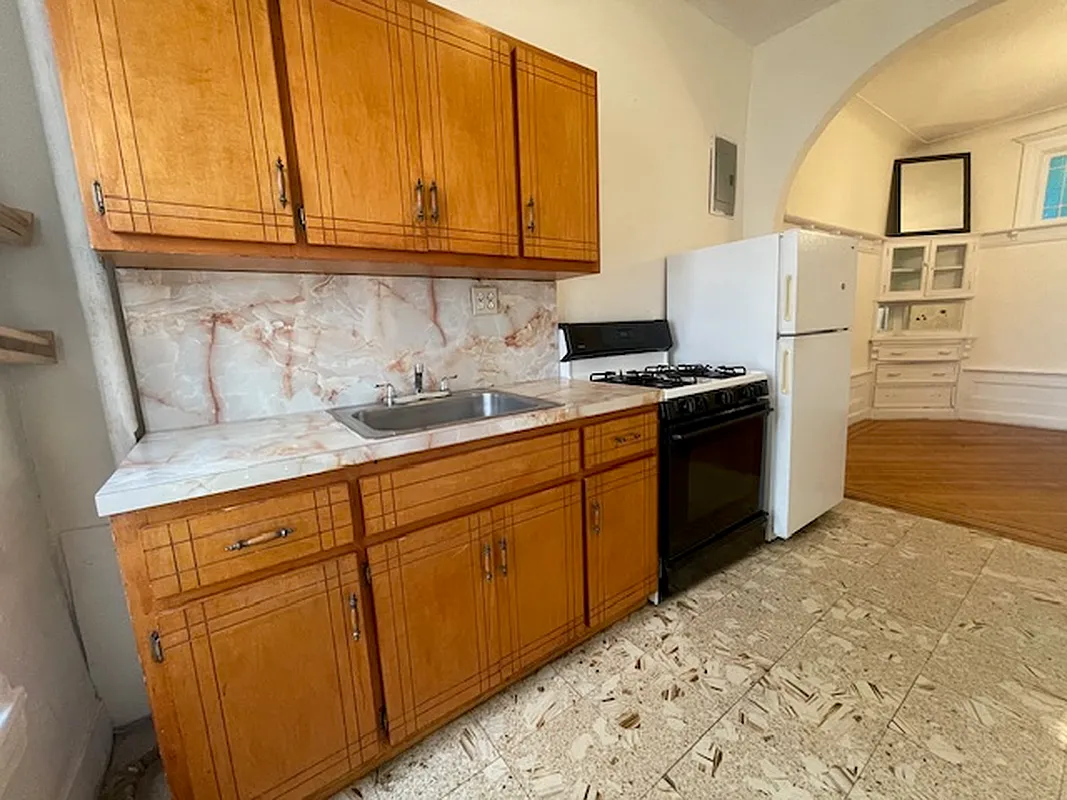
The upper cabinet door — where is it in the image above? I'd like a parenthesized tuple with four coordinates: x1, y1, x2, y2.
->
(68, 0, 295, 243)
(280, 0, 426, 251)
(515, 47, 599, 262)
(411, 7, 518, 257)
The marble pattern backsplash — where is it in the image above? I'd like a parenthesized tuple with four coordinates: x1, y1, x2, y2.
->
(116, 269, 559, 431)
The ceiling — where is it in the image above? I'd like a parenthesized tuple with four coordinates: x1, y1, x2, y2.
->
(859, 0, 1067, 143)
(684, 0, 844, 44)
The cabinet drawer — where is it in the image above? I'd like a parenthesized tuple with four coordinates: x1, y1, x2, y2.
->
(874, 385, 954, 409)
(140, 483, 354, 599)
(876, 363, 958, 384)
(360, 430, 580, 535)
(582, 411, 657, 470)
(876, 343, 961, 362)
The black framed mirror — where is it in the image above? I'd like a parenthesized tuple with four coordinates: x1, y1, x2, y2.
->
(887, 153, 971, 236)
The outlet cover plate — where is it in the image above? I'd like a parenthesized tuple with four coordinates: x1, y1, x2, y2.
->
(471, 286, 499, 316)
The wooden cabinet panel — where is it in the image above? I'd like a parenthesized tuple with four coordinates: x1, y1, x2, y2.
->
(280, 0, 425, 250)
(359, 430, 580, 535)
(138, 483, 353, 600)
(65, 0, 294, 243)
(498, 484, 584, 670)
(515, 47, 599, 262)
(151, 555, 377, 799)
(367, 512, 504, 744)
(582, 411, 658, 470)
(412, 6, 518, 256)
(585, 457, 658, 628)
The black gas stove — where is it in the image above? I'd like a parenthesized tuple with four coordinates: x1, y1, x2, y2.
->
(589, 364, 748, 390)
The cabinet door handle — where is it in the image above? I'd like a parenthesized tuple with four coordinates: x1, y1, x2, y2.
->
(482, 543, 493, 582)
(526, 197, 536, 233)
(429, 180, 440, 223)
(498, 537, 508, 577)
(414, 179, 426, 223)
(613, 432, 641, 445)
(224, 527, 292, 552)
(348, 592, 361, 641)
(275, 157, 288, 209)
(591, 500, 602, 535)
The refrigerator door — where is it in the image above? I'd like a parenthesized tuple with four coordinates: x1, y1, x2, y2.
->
(779, 230, 858, 336)
(667, 234, 781, 370)
(770, 330, 851, 538)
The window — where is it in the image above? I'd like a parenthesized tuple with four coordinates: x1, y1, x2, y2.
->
(1015, 127, 1067, 227)
(1042, 155, 1067, 220)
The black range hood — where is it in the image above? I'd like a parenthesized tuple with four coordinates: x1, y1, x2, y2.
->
(558, 320, 672, 362)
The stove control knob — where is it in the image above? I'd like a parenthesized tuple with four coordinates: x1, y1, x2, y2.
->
(720, 389, 734, 407)
(683, 397, 698, 415)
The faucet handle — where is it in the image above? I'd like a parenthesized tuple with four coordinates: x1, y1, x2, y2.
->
(375, 382, 396, 406)
(439, 374, 459, 393)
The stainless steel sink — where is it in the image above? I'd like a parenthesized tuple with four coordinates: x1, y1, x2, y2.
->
(329, 390, 562, 439)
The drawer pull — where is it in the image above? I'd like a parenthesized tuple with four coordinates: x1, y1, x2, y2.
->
(886, 372, 902, 378)
(498, 537, 508, 577)
(483, 543, 493, 582)
(938, 350, 952, 356)
(613, 432, 641, 445)
(889, 351, 905, 357)
(591, 500, 602, 535)
(349, 592, 361, 641)
(224, 527, 293, 552)
(932, 372, 948, 378)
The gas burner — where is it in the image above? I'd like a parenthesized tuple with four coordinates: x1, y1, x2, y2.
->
(672, 364, 748, 379)
(589, 370, 697, 390)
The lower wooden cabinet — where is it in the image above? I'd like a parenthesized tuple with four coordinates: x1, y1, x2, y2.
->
(148, 554, 378, 800)
(585, 457, 659, 628)
(367, 482, 583, 745)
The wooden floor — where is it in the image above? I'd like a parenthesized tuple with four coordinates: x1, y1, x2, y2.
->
(846, 419, 1067, 553)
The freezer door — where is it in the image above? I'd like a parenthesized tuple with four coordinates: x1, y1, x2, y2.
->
(770, 331, 851, 538)
(779, 230, 858, 336)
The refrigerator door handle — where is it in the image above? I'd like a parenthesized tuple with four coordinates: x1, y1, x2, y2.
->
(783, 274, 794, 323)
(781, 348, 792, 395)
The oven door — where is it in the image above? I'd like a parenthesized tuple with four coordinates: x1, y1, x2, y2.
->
(661, 401, 770, 561)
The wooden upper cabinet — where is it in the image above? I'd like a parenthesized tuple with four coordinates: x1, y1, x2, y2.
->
(515, 47, 599, 262)
(151, 555, 378, 800)
(279, 0, 425, 251)
(412, 6, 518, 256)
(585, 457, 658, 628)
(63, 0, 295, 243)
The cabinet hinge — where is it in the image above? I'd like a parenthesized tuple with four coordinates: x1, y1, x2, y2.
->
(379, 706, 389, 736)
(91, 181, 105, 215)
(297, 205, 307, 230)
(149, 630, 164, 663)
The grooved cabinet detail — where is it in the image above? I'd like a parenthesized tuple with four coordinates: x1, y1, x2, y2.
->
(111, 410, 657, 799)
(64, 0, 294, 243)
(49, 0, 599, 275)
(150, 555, 377, 800)
(585, 457, 659, 628)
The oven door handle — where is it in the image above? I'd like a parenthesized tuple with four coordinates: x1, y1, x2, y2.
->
(668, 404, 771, 443)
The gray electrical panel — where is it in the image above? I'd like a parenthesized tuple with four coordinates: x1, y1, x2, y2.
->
(711, 136, 737, 217)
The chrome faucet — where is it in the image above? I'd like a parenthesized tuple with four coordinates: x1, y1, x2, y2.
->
(413, 363, 424, 394)
(375, 382, 397, 407)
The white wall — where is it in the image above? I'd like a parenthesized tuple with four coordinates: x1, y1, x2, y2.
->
(4, 0, 148, 726)
(434, 0, 752, 322)
(787, 97, 919, 236)
(0, 379, 110, 799)
(744, 0, 996, 239)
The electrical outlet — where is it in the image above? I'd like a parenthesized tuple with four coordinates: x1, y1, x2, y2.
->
(471, 286, 499, 316)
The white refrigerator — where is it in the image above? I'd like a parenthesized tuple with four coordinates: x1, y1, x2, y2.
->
(667, 229, 857, 539)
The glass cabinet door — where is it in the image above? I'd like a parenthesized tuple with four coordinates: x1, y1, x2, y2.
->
(885, 244, 927, 295)
(928, 242, 969, 294)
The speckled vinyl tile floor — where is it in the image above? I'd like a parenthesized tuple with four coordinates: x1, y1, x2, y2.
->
(110, 500, 1067, 800)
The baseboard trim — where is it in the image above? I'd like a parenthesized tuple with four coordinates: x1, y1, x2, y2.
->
(849, 370, 873, 424)
(958, 368, 1067, 431)
(60, 700, 111, 800)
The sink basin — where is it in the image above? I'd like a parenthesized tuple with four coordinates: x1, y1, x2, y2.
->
(330, 390, 562, 439)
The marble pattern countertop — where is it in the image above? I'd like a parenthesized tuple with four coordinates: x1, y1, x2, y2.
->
(94, 379, 662, 517)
